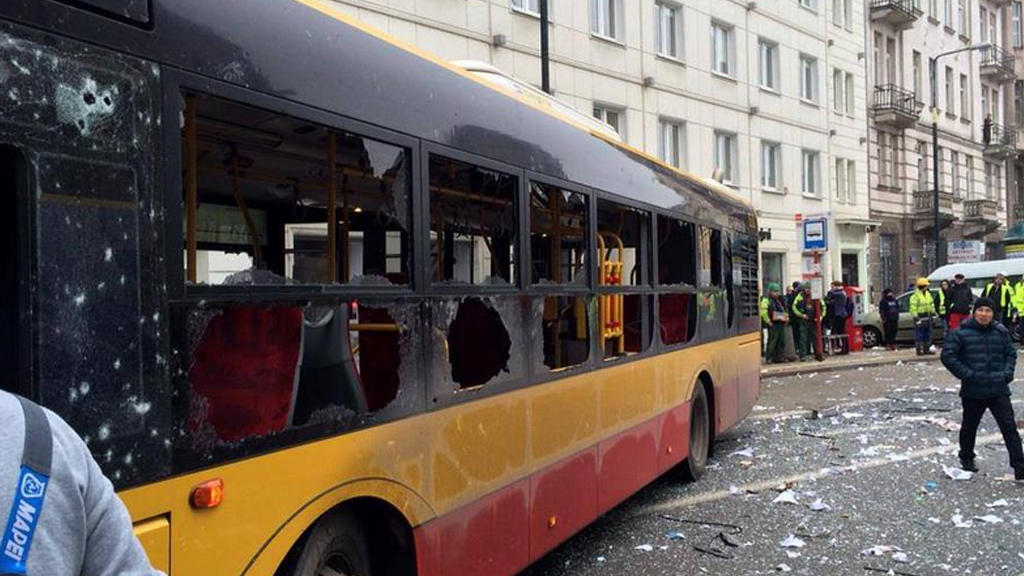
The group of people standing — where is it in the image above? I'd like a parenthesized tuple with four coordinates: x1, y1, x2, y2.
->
(761, 280, 853, 364)
(879, 272, 1024, 355)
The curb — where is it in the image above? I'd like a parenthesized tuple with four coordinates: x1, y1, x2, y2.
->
(760, 354, 942, 379)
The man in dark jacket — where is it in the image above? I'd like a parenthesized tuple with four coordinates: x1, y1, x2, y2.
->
(824, 281, 851, 354)
(940, 297, 1024, 479)
(946, 273, 974, 332)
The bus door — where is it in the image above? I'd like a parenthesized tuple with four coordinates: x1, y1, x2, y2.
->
(0, 14, 171, 512)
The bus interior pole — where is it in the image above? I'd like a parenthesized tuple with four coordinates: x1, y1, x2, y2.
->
(327, 132, 337, 283)
(540, 0, 550, 94)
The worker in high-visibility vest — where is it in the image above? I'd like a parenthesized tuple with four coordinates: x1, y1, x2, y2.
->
(910, 277, 937, 356)
(791, 283, 814, 361)
(760, 291, 771, 358)
(1012, 276, 1024, 343)
(984, 272, 1015, 331)
(764, 283, 789, 363)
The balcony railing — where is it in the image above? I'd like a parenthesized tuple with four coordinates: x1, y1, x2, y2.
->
(1014, 203, 1024, 222)
(869, 0, 923, 27)
(964, 199, 998, 220)
(913, 190, 956, 232)
(871, 84, 922, 128)
(984, 123, 1016, 157)
(980, 45, 1016, 82)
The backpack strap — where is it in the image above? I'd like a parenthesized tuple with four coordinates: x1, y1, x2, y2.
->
(0, 396, 53, 576)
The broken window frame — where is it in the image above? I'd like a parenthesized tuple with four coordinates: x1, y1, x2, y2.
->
(169, 82, 420, 304)
(594, 193, 655, 361)
(421, 142, 525, 293)
(163, 76, 426, 473)
(734, 232, 762, 334)
(654, 211, 699, 349)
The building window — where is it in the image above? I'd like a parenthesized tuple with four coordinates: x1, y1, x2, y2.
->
(847, 160, 857, 204)
(951, 151, 960, 197)
(800, 0, 817, 11)
(879, 235, 899, 293)
(945, 0, 953, 25)
(985, 161, 994, 199)
(959, 0, 967, 33)
(928, 0, 938, 20)
(886, 38, 896, 86)
(966, 155, 975, 198)
(761, 252, 784, 291)
(802, 149, 821, 196)
(658, 119, 684, 168)
(845, 73, 855, 115)
(833, 69, 845, 113)
(982, 85, 990, 123)
(844, 0, 853, 29)
(993, 87, 1001, 122)
(800, 55, 819, 104)
(1014, 2, 1023, 48)
(761, 141, 781, 190)
(832, 0, 843, 26)
(712, 22, 734, 76)
(880, 134, 892, 187)
(590, 0, 623, 41)
(655, 1, 682, 59)
(593, 105, 623, 137)
(991, 11, 999, 47)
(945, 66, 955, 116)
(961, 74, 969, 121)
(758, 39, 779, 90)
(1016, 80, 1024, 125)
(511, 0, 542, 16)
(980, 7, 989, 42)
(835, 158, 846, 201)
(714, 131, 736, 184)
(917, 51, 925, 97)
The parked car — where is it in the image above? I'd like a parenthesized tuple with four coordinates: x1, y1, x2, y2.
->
(859, 290, 946, 348)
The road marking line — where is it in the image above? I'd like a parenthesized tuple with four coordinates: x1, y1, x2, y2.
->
(642, 431, 1007, 514)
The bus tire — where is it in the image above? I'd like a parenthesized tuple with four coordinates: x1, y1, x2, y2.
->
(680, 384, 709, 482)
(292, 510, 372, 576)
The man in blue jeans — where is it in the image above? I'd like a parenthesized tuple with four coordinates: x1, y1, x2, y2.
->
(941, 297, 1024, 479)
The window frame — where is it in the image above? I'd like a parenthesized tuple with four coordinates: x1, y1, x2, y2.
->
(593, 103, 625, 138)
(712, 21, 735, 77)
(757, 38, 780, 92)
(714, 130, 738, 185)
(590, 0, 624, 42)
(169, 76, 422, 304)
(421, 141, 527, 295)
(511, 0, 543, 17)
(761, 140, 782, 192)
(654, 1, 683, 61)
(801, 149, 821, 197)
(524, 170, 595, 295)
(799, 54, 819, 104)
(654, 211, 699, 349)
(658, 117, 686, 168)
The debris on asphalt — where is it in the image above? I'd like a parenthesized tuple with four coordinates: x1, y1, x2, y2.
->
(943, 466, 973, 481)
(808, 499, 831, 512)
(922, 481, 939, 493)
(892, 552, 910, 563)
(951, 514, 974, 528)
(861, 545, 901, 556)
(730, 448, 755, 458)
(634, 544, 653, 552)
(665, 531, 685, 540)
(772, 490, 799, 505)
(974, 514, 1003, 524)
(775, 563, 791, 572)
(778, 535, 805, 549)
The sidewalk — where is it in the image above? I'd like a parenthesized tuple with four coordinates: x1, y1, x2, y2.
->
(760, 346, 942, 378)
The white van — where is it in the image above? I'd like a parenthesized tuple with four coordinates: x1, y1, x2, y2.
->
(927, 258, 1024, 290)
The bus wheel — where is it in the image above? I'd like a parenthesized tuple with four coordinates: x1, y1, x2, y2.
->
(293, 510, 372, 576)
(680, 384, 709, 482)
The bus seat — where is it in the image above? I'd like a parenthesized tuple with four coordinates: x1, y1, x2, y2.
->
(623, 296, 641, 352)
(292, 307, 368, 425)
(357, 305, 401, 412)
(659, 295, 690, 344)
(189, 307, 303, 443)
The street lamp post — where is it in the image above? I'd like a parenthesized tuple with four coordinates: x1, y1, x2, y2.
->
(928, 43, 989, 272)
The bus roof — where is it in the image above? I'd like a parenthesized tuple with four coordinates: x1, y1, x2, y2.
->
(0, 0, 755, 232)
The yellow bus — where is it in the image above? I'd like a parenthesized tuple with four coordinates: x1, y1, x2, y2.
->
(0, 1, 761, 574)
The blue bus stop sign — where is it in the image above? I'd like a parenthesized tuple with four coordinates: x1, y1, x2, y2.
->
(802, 218, 827, 252)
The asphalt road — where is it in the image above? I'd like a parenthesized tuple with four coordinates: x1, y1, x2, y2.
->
(523, 358, 1024, 576)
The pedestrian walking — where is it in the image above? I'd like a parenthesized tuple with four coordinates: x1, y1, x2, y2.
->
(940, 297, 1024, 480)
(879, 288, 900, 350)
(824, 281, 852, 355)
(791, 282, 814, 361)
(764, 283, 789, 364)
(0, 390, 164, 576)
(910, 277, 937, 356)
(947, 273, 974, 332)
(984, 272, 1014, 329)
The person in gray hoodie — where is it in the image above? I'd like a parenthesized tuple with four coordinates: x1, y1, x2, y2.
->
(0, 390, 162, 576)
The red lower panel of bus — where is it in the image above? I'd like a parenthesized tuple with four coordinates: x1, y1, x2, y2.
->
(414, 400, 694, 576)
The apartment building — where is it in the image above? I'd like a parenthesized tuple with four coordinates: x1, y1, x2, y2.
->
(867, 0, 1016, 296)
(328, 0, 873, 292)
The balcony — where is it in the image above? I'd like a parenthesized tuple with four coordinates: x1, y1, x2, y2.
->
(871, 85, 923, 129)
(963, 199, 1001, 238)
(980, 45, 1016, 83)
(1015, 203, 1024, 223)
(913, 189, 955, 233)
(869, 0, 922, 29)
(984, 123, 1016, 159)
(989, 0, 1012, 6)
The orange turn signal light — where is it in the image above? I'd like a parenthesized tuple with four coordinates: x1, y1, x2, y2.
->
(189, 478, 224, 509)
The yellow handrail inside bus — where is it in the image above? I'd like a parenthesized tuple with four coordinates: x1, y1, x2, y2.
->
(597, 233, 624, 355)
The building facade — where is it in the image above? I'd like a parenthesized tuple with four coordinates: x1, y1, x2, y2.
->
(867, 0, 1016, 298)
(328, 0, 872, 294)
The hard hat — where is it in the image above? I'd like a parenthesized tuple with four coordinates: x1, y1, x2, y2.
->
(767, 282, 781, 292)
(916, 277, 930, 287)
(801, 282, 811, 290)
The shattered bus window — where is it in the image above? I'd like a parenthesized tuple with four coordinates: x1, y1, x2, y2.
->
(182, 93, 411, 286)
(657, 216, 696, 287)
(659, 293, 696, 346)
(541, 296, 590, 371)
(175, 298, 415, 454)
(530, 182, 588, 286)
(430, 296, 526, 393)
(428, 155, 518, 285)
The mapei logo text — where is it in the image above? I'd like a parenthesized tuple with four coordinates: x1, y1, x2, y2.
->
(20, 473, 45, 500)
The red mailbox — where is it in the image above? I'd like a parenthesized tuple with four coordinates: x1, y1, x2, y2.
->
(844, 286, 865, 352)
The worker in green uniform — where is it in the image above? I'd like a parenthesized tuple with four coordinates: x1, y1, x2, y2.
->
(910, 278, 937, 356)
(764, 282, 789, 363)
(791, 282, 814, 361)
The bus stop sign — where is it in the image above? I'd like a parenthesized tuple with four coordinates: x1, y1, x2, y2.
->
(800, 217, 828, 252)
